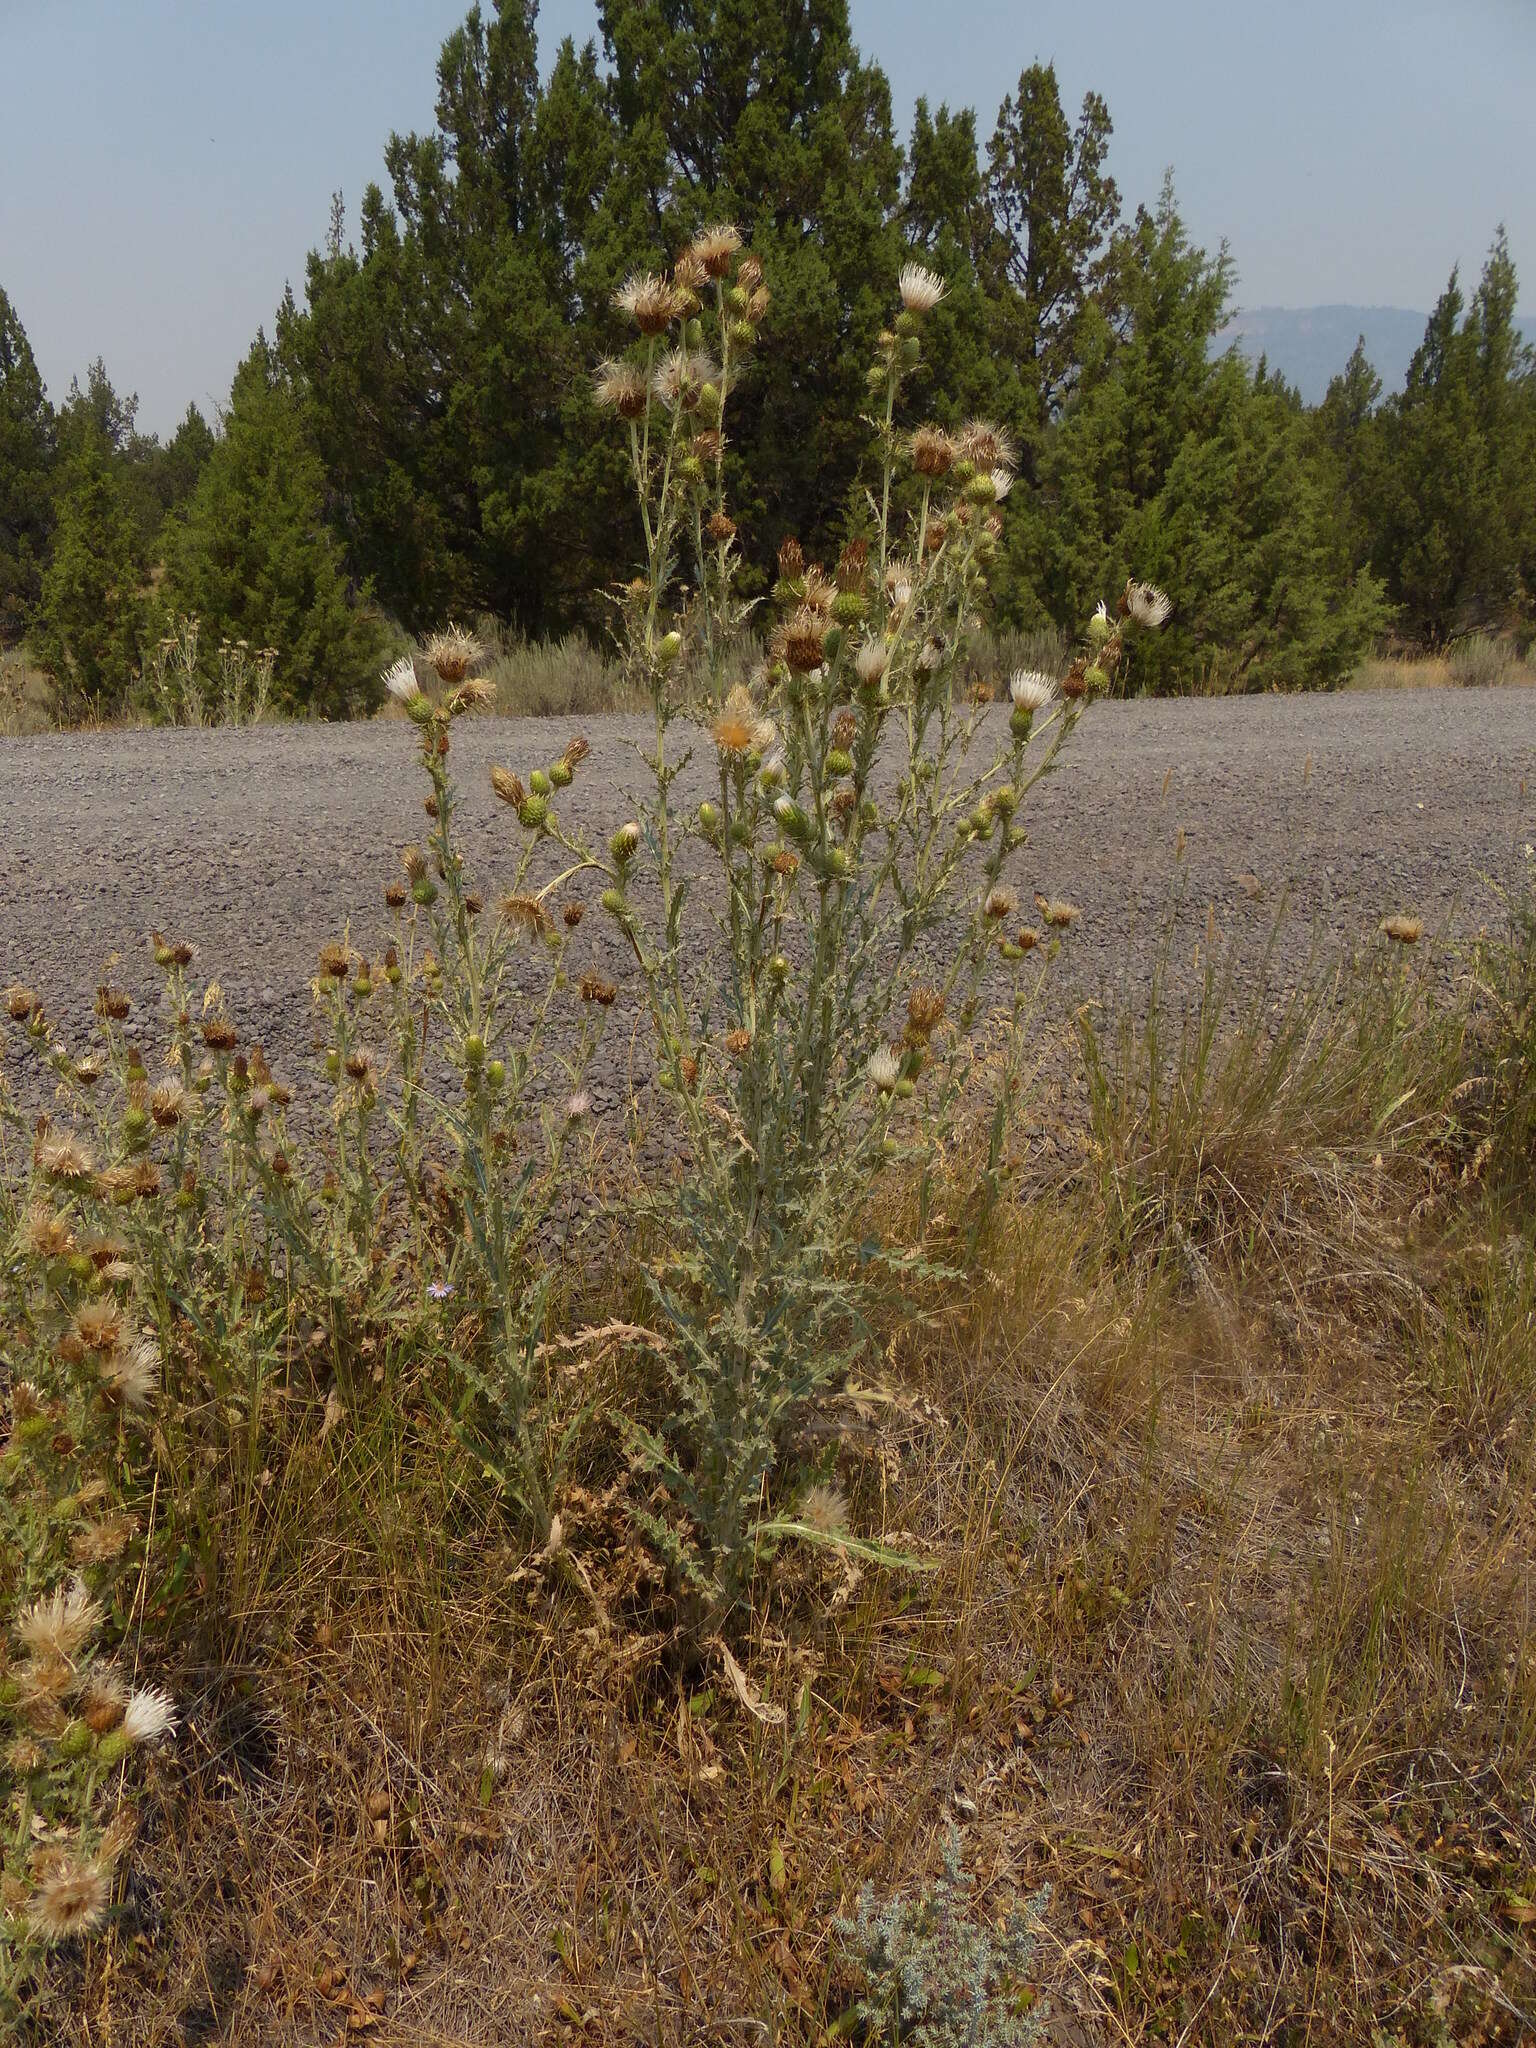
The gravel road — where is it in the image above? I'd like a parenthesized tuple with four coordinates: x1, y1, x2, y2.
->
(3, 689, 1532, 1116)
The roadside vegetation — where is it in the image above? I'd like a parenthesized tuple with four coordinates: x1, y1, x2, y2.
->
(2, 225, 1533, 2048)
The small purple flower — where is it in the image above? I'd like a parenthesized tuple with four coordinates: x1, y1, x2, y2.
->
(427, 1281, 455, 1302)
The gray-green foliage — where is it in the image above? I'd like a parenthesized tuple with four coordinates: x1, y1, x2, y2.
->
(839, 1828, 1049, 2046)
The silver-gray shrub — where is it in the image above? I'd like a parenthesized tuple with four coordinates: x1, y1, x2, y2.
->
(839, 1826, 1049, 2045)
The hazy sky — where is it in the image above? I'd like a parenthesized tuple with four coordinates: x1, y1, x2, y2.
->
(2, 0, 1531, 436)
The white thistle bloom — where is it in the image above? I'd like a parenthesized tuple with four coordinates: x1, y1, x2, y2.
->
(855, 639, 889, 686)
(382, 656, 421, 703)
(898, 263, 946, 314)
(1126, 581, 1172, 630)
(1093, 600, 1110, 628)
(1009, 670, 1057, 713)
(866, 1047, 901, 1093)
(565, 1091, 590, 1122)
(14, 1582, 101, 1661)
(121, 1686, 177, 1746)
(990, 468, 1014, 500)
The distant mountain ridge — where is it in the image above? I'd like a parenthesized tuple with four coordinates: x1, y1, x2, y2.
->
(1224, 304, 1536, 406)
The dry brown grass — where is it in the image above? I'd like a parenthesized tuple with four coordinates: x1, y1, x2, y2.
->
(1347, 637, 1536, 692)
(26, 927, 1536, 2047)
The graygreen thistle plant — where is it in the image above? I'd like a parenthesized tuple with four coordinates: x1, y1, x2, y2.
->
(838, 1825, 1050, 2045)
(580, 234, 1171, 1618)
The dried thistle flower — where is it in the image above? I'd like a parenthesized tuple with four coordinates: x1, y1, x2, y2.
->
(80, 1665, 127, 1732)
(72, 1516, 135, 1568)
(984, 887, 1017, 921)
(652, 347, 719, 412)
(957, 419, 1018, 471)
(318, 942, 350, 981)
(713, 685, 764, 755)
(910, 426, 955, 478)
(501, 893, 549, 938)
(593, 357, 650, 419)
(72, 1300, 123, 1354)
(20, 1207, 74, 1259)
(855, 640, 889, 687)
(5, 983, 38, 1020)
(425, 624, 481, 687)
(28, 1857, 110, 1943)
(1380, 914, 1423, 944)
(1035, 894, 1080, 928)
(201, 1017, 238, 1052)
(780, 610, 827, 674)
(707, 510, 737, 544)
(151, 930, 195, 968)
(898, 263, 946, 314)
(561, 734, 591, 769)
(100, 1337, 159, 1410)
(14, 1582, 101, 1661)
(401, 844, 430, 883)
(448, 674, 496, 715)
(689, 222, 742, 277)
(1015, 926, 1040, 952)
(614, 271, 682, 334)
(725, 1027, 753, 1059)
(580, 974, 617, 1007)
(906, 986, 946, 1040)
(562, 901, 585, 929)
(490, 765, 526, 810)
(565, 1091, 590, 1122)
(800, 1483, 848, 1536)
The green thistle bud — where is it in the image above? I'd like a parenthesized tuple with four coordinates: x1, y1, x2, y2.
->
(58, 1718, 91, 1760)
(518, 796, 548, 830)
(969, 808, 993, 839)
(406, 695, 435, 727)
(1005, 826, 1028, 851)
(487, 1059, 505, 1089)
(412, 876, 439, 905)
(600, 887, 628, 918)
(610, 822, 642, 862)
(729, 816, 754, 846)
(685, 317, 704, 349)
(728, 319, 755, 349)
(964, 473, 997, 505)
(122, 1105, 150, 1147)
(17, 1413, 51, 1446)
(68, 1252, 94, 1285)
(1000, 941, 1023, 961)
(656, 631, 682, 666)
(865, 365, 886, 394)
(768, 953, 790, 983)
(860, 798, 879, 828)
(1084, 664, 1109, 692)
(529, 768, 551, 796)
(97, 1730, 129, 1768)
(826, 846, 853, 880)
(698, 800, 721, 839)
(832, 591, 867, 625)
(325, 1051, 341, 1081)
(826, 748, 854, 778)
(822, 623, 844, 662)
(726, 285, 749, 316)
(894, 309, 920, 339)
(677, 454, 704, 485)
(1086, 609, 1112, 648)
(773, 797, 811, 841)
(353, 971, 372, 998)
(698, 383, 722, 422)
(901, 333, 921, 366)
(550, 760, 572, 788)
(463, 1034, 485, 1067)
(895, 1077, 916, 1100)
(1009, 707, 1034, 741)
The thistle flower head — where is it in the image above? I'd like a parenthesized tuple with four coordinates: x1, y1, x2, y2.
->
(1035, 893, 1081, 928)
(149, 1079, 187, 1129)
(906, 986, 946, 1040)
(490, 765, 525, 809)
(990, 467, 1014, 501)
(855, 639, 889, 687)
(447, 673, 496, 714)
(800, 1483, 849, 1536)
(910, 425, 955, 478)
(652, 347, 719, 411)
(898, 262, 946, 314)
(713, 684, 765, 755)
(500, 893, 549, 938)
(594, 357, 649, 420)
(958, 419, 1018, 472)
(1380, 914, 1423, 944)
(1125, 580, 1172, 630)
(565, 1090, 590, 1122)
(866, 1047, 901, 1093)
(5, 983, 38, 1021)
(426, 624, 481, 686)
(1008, 670, 1057, 713)
(15, 1582, 101, 1661)
(985, 886, 1017, 921)
(100, 1336, 160, 1411)
(780, 609, 827, 674)
(382, 656, 421, 704)
(688, 221, 742, 278)
(614, 270, 682, 335)
(20, 1207, 74, 1259)
(28, 1858, 110, 1944)
(72, 1299, 123, 1354)
(36, 1132, 95, 1182)
(121, 1685, 177, 1746)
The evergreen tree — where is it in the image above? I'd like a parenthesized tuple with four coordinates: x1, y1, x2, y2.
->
(0, 287, 54, 644)
(162, 343, 385, 717)
(32, 414, 146, 708)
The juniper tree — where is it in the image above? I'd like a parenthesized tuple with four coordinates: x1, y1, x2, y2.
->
(0, 288, 54, 644)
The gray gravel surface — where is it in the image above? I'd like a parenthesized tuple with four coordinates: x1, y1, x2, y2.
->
(2, 689, 1532, 1114)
